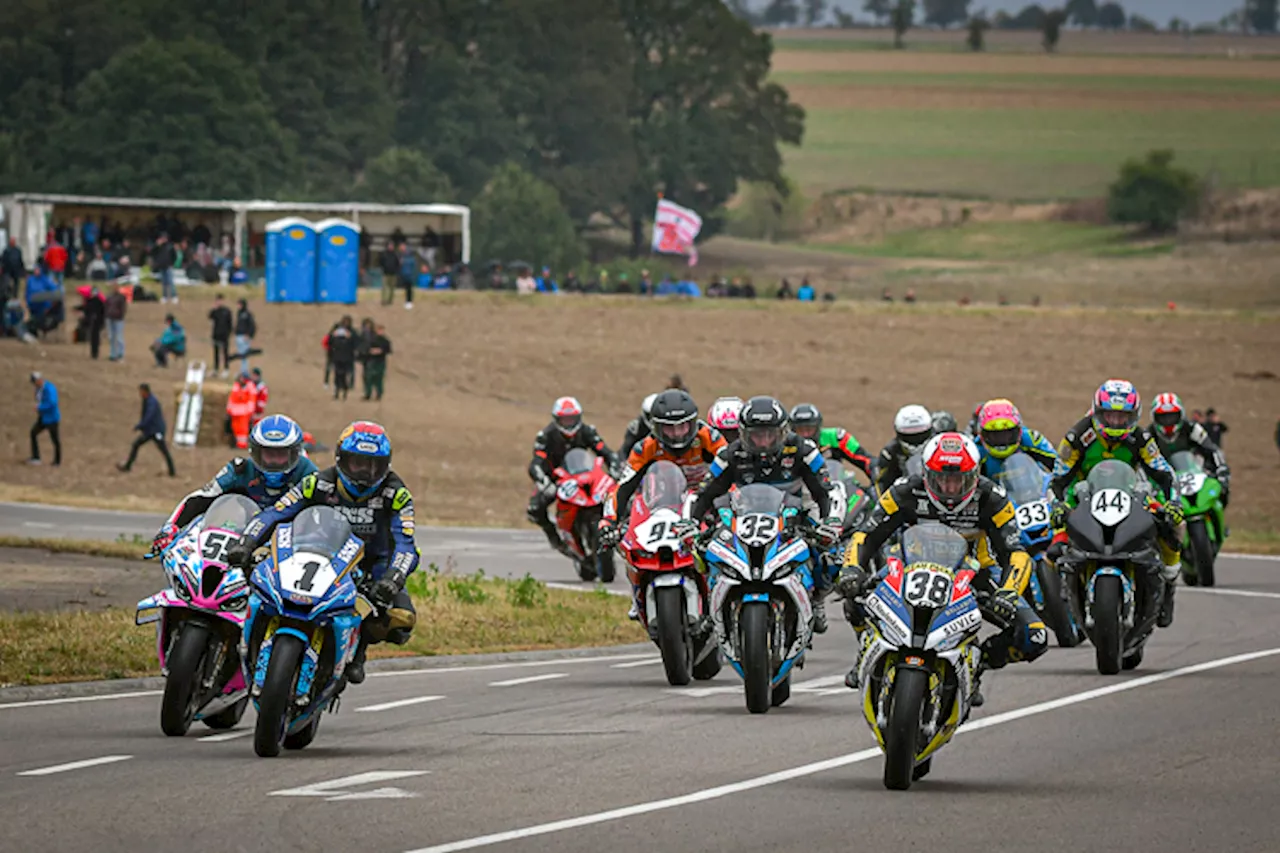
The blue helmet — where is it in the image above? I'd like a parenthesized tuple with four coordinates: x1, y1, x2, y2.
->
(249, 415, 304, 489)
(336, 421, 392, 500)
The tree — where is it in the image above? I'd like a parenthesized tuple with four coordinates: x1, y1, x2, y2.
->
(355, 147, 455, 204)
(41, 38, 291, 198)
(967, 14, 990, 49)
(834, 7, 858, 26)
(803, 0, 829, 26)
(1042, 9, 1066, 50)
(1065, 0, 1097, 27)
(923, 0, 971, 28)
(1168, 17, 1186, 33)
(1097, 2, 1126, 29)
(471, 163, 583, 271)
(1248, 0, 1279, 33)
(1106, 150, 1201, 233)
(891, 0, 916, 47)
(1128, 14, 1156, 31)
(762, 0, 801, 25)
(1011, 4, 1047, 29)
(864, 0, 893, 23)
(727, 177, 807, 242)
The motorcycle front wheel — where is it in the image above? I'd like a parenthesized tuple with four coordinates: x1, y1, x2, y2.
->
(655, 586, 692, 686)
(1188, 519, 1216, 588)
(741, 601, 772, 715)
(1036, 562, 1076, 648)
(253, 634, 305, 758)
(883, 666, 929, 791)
(1092, 574, 1124, 675)
(160, 622, 209, 737)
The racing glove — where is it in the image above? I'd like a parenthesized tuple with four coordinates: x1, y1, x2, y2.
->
(148, 523, 178, 557)
(224, 536, 254, 570)
(1049, 500, 1069, 531)
(672, 518, 700, 544)
(982, 588, 1019, 630)
(370, 570, 407, 610)
(835, 568, 873, 600)
(598, 518, 621, 549)
(1162, 501, 1185, 529)
(816, 516, 843, 547)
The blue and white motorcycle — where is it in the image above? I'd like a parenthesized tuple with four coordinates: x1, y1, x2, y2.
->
(242, 505, 372, 757)
(995, 452, 1079, 647)
(703, 484, 815, 714)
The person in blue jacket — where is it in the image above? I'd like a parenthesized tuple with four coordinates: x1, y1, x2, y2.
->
(973, 398, 1058, 477)
(152, 314, 186, 367)
(27, 372, 61, 466)
(796, 279, 816, 302)
(117, 383, 175, 476)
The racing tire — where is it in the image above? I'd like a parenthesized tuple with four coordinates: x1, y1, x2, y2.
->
(597, 547, 616, 584)
(655, 586, 692, 686)
(1092, 575, 1124, 676)
(160, 623, 209, 737)
(741, 602, 772, 715)
(283, 716, 320, 750)
(771, 675, 791, 708)
(1035, 562, 1075, 648)
(202, 696, 249, 730)
(1188, 519, 1215, 588)
(1121, 646, 1144, 671)
(692, 646, 722, 681)
(883, 666, 929, 791)
(253, 634, 305, 758)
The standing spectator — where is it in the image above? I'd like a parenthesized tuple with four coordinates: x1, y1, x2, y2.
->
(421, 225, 440, 270)
(151, 314, 186, 367)
(151, 234, 176, 303)
(79, 285, 106, 359)
(105, 284, 128, 361)
(250, 367, 269, 426)
(328, 315, 357, 400)
(741, 278, 757, 299)
(81, 218, 98, 255)
(44, 238, 68, 286)
(362, 322, 391, 401)
(322, 319, 339, 387)
(228, 257, 249, 284)
(1204, 408, 1228, 447)
(796, 279, 815, 302)
(208, 294, 233, 377)
(224, 373, 257, 449)
(398, 241, 417, 309)
(378, 241, 400, 306)
(1, 237, 26, 301)
(27, 372, 61, 466)
(234, 298, 256, 371)
(639, 269, 653, 296)
(515, 268, 537, 294)
(776, 278, 794, 299)
(1190, 409, 1204, 425)
(118, 383, 175, 476)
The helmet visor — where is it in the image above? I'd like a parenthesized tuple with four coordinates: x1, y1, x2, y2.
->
(340, 453, 389, 488)
(253, 444, 298, 473)
(1097, 408, 1137, 431)
(981, 426, 1020, 452)
(928, 469, 976, 501)
(899, 429, 931, 449)
(793, 424, 819, 441)
(1153, 411, 1181, 429)
(743, 425, 783, 454)
(555, 414, 582, 434)
(657, 419, 695, 448)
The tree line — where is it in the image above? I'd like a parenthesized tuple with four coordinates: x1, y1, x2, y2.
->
(0, 0, 805, 261)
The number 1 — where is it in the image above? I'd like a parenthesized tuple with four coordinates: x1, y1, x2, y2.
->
(297, 561, 321, 592)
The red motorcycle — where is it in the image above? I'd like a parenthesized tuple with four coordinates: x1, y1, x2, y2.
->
(554, 448, 617, 582)
(621, 461, 721, 685)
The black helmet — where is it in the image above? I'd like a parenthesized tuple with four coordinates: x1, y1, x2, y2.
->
(740, 396, 788, 458)
(789, 403, 822, 441)
(931, 410, 958, 434)
(650, 389, 698, 453)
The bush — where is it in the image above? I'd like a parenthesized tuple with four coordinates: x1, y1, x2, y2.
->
(1106, 150, 1201, 233)
(446, 570, 490, 604)
(507, 574, 547, 609)
(726, 177, 807, 242)
(471, 163, 584, 272)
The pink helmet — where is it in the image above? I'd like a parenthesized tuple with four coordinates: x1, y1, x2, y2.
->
(977, 398, 1023, 460)
(707, 396, 744, 437)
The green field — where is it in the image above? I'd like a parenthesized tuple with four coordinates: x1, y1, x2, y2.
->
(806, 221, 1174, 260)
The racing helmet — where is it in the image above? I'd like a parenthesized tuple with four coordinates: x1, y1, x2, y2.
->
(551, 397, 584, 437)
(707, 396, 744, 444)
(249, 414, 304, 489)
(931, 410, 958, 434)
(894, 404, 933, 454)
(977, 399, 1023, 460)
(740, 396, 788, 459)
(335, 421, 392, 500)
(789, 403, 823, 442)
(1092, 379, 1141, 442)
(922, 432, 981, 513)
(640, 393, 659, 431)
(1151, 392, 1184, 441)
(650, 389, 699, 453)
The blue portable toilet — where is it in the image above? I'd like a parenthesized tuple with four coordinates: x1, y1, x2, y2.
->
(265, 217, 317, 303)
(316, 217, 360, 304)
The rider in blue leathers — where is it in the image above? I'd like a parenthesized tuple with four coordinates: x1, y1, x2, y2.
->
(973, 399, 1058, 478)
(150, 414, 316, 554)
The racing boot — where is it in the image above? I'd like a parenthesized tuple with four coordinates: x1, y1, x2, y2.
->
(627, 585, 641, 621)
(811, 598, 828, 634)
(346, 637, 369, 685)
(1157, 577, 1177, 628)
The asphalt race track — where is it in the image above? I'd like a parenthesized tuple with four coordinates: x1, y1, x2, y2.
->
(2, 502, 1280, 853)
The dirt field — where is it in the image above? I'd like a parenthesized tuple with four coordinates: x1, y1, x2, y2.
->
(2, 292, 1277, 540)
(0, 547, 160, 612)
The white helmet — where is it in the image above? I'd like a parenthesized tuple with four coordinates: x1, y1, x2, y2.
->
(640, 393, 659, 430)
(894, 404, 934, 453)
(707, 396, 744, 435)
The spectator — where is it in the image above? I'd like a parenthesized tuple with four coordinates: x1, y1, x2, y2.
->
(1190, 409, 1204, 425)
(228, 257, 249, 285)
(79, 285, 106, 359)
(378, 241, 400, 305)
(363, 323, 392, 401)
(776, 278, 794, 300)
(27, 372, 61, 467)
(116, 254, 135, 285)
(904, 288, 917, 304)
(225, 373, 257, 449)
(741, 278, 757, 299)
(322, 319, 340, 387)
(152, 313, 186, 367)
(881, 287, 894, 302)
(105, 284, 128, 361)
(421, 225, 440, 270)
(81, 218, 98, 254)
(640, 269, 653, 296)
(328, 315, 358, 400)
(44, 238, 68, 286)
(562, 270, 582, 293)
(250, 367, 269, 426)
(151, 234, 176, 304)
(822, 291, 836, 303)
(234, 298, 256, 371)
(515, 268, 537, 294)
(615, 273, 633, 294)
(796, 280, 815, 302)
(209, 294, 233, 377)
(535, 267, 558, 293)
(726, 278, 743, 298)
(398, 241, 417, 309)
(0, 237, 25, 301)
(118, 384, 175, 476)
(454, 262, 475, 291)
(668, 373, 688, 392)
(1205, 408, 1228, 447)
(706, 277, 727, 298)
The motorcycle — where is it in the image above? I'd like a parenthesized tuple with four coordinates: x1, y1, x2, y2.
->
(1168, 451, 1226, 588)
(823, 459, 873, 532)
(242, 505, 372, 757)
(620, 461, 720, 686)
(703, 484, 815, 714)
(995, 453, 1079, 647)
(1057, 460, 1163, 675)
(553, 448, 617, 582)
(136, 494, 257, 736)
(852, 523, 983, 790)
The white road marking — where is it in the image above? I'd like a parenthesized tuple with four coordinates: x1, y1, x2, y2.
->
(22, 521, 55, 529)
(544, 582, 630, 597)
(1219, 551, 1280, 563)
(668, 673, 847, 699)
(792, 674, 847, 693)
(1183, 587, 1280, 601)
(610, 658, 661, 669)
(0, 690, 163, 711)
(271, 771, 429, 801)
(368, 653, 652, 680)
(198, 730, 252, 742)
(17, 755, 133, 776)
(405, 645, 1280, 853)
(489, 673, 569, 688)
(357, 695, 445, 713)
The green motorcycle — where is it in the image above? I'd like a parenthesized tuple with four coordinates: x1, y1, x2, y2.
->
(1169, 451, 1226, 588)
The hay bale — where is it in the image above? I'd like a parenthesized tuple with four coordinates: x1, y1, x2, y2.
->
(172, 379, 234, 448)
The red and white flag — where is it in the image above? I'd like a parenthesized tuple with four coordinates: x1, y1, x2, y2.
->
(651, 198, 703, 266)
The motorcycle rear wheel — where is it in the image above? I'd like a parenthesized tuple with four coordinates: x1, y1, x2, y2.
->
(741, 602, 771, 715)
(202, 696, 249, 730)
(160, 623, 209, 737)
(1092, 575, 1124, 675)
(597, 547, 616, 584)
(1188, 520, 1215, 588)
(253, 634, 305, 758)
(656, 586, 692, 686)
(883, 666, 929, 791)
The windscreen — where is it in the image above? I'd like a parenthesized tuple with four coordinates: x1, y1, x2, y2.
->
(1168, 451, 1203, 475)
(1085, 459, 1138, 493)
(997, 453, 1047, 506)
(900, 522, 969, 569)
(640, 461, 687, 511)
(563, 448, 596, 475)
(290, 505, 354, 556)
(731, 483, 786, 516)
(201, 494, 260, 534)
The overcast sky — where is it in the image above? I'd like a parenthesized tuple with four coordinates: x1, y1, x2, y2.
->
(822, 1, 1244, 27)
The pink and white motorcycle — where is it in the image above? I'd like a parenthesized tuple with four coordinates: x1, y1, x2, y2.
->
(136, 494, 257, 736)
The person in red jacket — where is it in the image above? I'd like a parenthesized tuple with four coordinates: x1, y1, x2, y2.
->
(225, 374, 258, 449)
(250, 367, 269, 427)
(44, 240, 69, 286)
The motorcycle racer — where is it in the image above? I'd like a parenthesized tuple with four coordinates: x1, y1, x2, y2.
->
(1151, 392, 1230, 507)
(226, 421, 418, 685)
(527, 397, 617, 553)
(874, 404, 934, 494)
(974, 398, 1059, 477)
(619, 393, 658, 460)
(789, 402, 877, 483)
(1048, 379, 1182, 628)
(707, 396, 744, 446)
(149, 414, 317, 555)
(838, 432, 1048, 695)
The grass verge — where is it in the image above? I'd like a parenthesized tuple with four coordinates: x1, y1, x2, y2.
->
(0, 535, 148, 561)
(805, 221, 1173, 261)
(0, 569, 643, 686)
